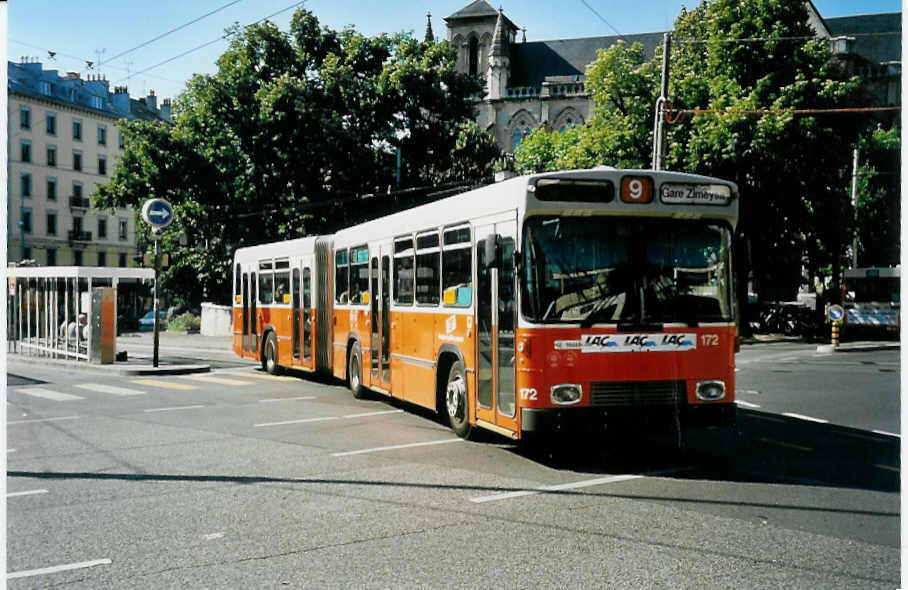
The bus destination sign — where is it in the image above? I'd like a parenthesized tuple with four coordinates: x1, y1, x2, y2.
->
(660, 183, 732, 206)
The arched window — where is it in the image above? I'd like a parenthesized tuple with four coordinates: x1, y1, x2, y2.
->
(469, 37, 479, 77)
(512, 126, 525, 150)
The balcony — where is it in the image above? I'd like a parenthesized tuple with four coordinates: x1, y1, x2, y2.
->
(68, 230, 92, 243)
(69, 196, 90, 209)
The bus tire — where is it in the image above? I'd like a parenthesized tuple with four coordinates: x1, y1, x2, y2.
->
(445, 360, 472, 439)
(348, 343, 367, 399)
(262, 331, 281, 375)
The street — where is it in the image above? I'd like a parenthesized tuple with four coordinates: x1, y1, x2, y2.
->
(5, 341, 900, 588)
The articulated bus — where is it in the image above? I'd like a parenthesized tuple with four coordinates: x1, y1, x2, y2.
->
(233, 167, 739, 440)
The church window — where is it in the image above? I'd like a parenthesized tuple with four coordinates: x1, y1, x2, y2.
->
(469, 37, 479, 77)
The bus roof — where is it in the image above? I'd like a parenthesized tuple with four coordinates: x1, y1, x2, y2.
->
(233, 236, 321, 263)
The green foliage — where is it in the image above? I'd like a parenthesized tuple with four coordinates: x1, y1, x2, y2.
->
(94, 9, 499, 307)
(167, 312, 201, 332)
(855, 125, 900, 266)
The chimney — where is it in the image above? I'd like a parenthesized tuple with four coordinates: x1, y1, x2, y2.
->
(112, 86, 130, 114)
(145, 89, 157, 112)
(160, 98, 172, 122)
(65, 71, 80, 80)
(85, 73, 110, 96)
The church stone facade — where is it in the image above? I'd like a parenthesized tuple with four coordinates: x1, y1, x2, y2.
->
(438, 0, 900, 155)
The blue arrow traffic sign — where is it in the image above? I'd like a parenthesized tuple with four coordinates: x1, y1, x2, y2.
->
(827, 304, 844, 322)
(141, 198, 174, 229)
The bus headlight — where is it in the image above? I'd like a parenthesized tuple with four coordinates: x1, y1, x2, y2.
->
(551, 384, 582, 405)
(696, 380, 726, 401)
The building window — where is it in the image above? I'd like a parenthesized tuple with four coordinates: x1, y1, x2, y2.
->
(97, 251, 107, 267)
(46, 112, 56, 135)
(21, 174, 31, 198)
(21, 141, 31, 163)
(97, 125, 107, 145)
(47, 146, 56, 167)
(73, 182, 83, 200)
(73, 119, 82, 140)
(46, 248, 57, 266)
(46, 212, 57, 236)
(469, 36, 479, 77)
(119, 252, 127, 267)
(39, 81, 51, 96)
(98, 217, 107, 239)
(47, 177, 57, 201)
(23, 247, 32, 261)
(74, 250, 83, 266)
(98, 156, 106, 176)
(22, 210, 32, 233)
(73, 151, 82, 171)
(20, 108, 30, 129)
(119, 219, 128, 241)
(91, 96, 103, 110)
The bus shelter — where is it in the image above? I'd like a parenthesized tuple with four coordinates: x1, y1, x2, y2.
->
(7, 266, 155, 363)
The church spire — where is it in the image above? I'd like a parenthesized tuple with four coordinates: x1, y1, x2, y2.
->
(490, 7, 509, 58)
(487, 7, 510, 100)
(424, 11, 434, 43)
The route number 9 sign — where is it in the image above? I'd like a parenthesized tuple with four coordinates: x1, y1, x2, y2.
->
(620, 176, 654, 204)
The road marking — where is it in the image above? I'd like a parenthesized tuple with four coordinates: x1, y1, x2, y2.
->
(737, 389, 761, 395)
(8, 416, 80, 425)
(238, 371, 297, 382)
(143, 405, 205, 413)
(342, 410, 404, 419)
(133, 379, 199, 391)
(179, 375, 253, 386)
(8, 448, 16, 453)
(255, 416, 339, 427)
(16, 387, 84, 401)
(75, 383, 146, 396)
(470, 474, 642, 503)
(7, 489, 48, 498)
(7, 558, 112, 580)
(735, 400, 761, 409)
(782, 412, 828, 424)
(203, 532, 225, 540)
(259, 396, 316, 403)
(332, 438, 463, 457)
(872, 429, 900, 438)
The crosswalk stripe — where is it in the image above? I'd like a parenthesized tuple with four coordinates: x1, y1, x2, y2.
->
(16, 387, 84, 401)
(132, 379, 199, 391)
(75, 384, 146, 396)
(179, 375, 252, 386)
(237, 371, 297, 382)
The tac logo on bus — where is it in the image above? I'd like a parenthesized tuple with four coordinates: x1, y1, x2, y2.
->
(579, 333, 697, 353)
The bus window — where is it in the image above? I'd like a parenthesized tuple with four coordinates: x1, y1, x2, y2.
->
(443, 225, 472, 306)
(416, 231, 440, 305)
(350, 246, 370, 305)
(393, 237, 414, 305)
(335, 249, 349, 304)
(258, 260, 274, 304)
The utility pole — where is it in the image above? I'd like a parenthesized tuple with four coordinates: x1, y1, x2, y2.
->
(651, 33, 671, 170)
(850, 148, 860, 268)
(152, 232, 161, 367)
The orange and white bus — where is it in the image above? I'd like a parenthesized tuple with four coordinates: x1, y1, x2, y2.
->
(234, 167, 739, 440)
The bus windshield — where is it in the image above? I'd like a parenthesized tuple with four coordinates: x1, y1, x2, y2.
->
(522, 216, 733, 325)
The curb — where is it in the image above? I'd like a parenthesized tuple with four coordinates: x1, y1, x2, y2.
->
(8, 354, 211, 376)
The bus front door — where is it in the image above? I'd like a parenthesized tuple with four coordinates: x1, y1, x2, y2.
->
(475, 220, 518, 436)
(369, 246, 392, 391)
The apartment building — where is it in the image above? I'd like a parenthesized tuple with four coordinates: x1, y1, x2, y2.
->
(8, 58, 171, 267)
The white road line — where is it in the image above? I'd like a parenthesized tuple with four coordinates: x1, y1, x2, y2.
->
(7, 489, 48, 498)
(782, 412, 828, 424)
(259, 396, 316, 403)
(872, 429, 900, 438)
(332, 438, 463, 457)
(470, 474, 642, 503)
(255, 416, 339, 427)
(735, 400, 761, 409)
(343, 410, 404, 419)
(75, 383, 145, 396)
(203, 532, 225, 540)
(143, 405, 205, 413)
(7, 448, 16, 453)
(179, 375, 252, 386)
(16, 387, 84, 401)
(8, 416, 80, 425)
(7, 558, 112, 580)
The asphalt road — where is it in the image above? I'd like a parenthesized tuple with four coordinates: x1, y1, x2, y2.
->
(4, 344, 900, 588)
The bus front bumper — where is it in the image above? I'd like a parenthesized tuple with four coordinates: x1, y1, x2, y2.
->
(520, 403, 736, 435)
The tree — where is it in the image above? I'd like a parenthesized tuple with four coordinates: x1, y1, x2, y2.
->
(855, 125, 900, 267)
(94, 9, 499, 307)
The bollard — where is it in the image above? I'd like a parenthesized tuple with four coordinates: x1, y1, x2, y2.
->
(831, 320, 840, 346)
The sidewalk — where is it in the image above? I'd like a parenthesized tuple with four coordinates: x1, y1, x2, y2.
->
(8, 330, 240, 376)
(741, 333, 899, 352)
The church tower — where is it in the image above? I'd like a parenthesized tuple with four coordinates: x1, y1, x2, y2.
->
(444, 1, 518, 82)
(487, 8, 510, 99)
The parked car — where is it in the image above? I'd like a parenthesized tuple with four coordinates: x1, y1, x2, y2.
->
(138, 310, 167, 331)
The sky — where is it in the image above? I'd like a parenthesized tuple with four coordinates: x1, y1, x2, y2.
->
(8, 0, 903, 100)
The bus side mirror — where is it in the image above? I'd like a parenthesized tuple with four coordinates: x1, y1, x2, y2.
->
(484, 234, 499, 269)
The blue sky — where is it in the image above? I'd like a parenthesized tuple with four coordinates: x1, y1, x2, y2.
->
(9, 0, 902, 100)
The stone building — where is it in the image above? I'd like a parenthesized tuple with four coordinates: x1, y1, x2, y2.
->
(439, 0, 900, 154)
(7, 58, 171, 267)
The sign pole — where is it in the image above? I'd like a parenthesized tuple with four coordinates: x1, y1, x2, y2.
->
(152, 232, 161, 367)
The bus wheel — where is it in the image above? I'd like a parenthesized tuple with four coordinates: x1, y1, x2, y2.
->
(445, 361, 472, 439)
(348, 343, 367, 399)
(262, 332, 280, 375)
